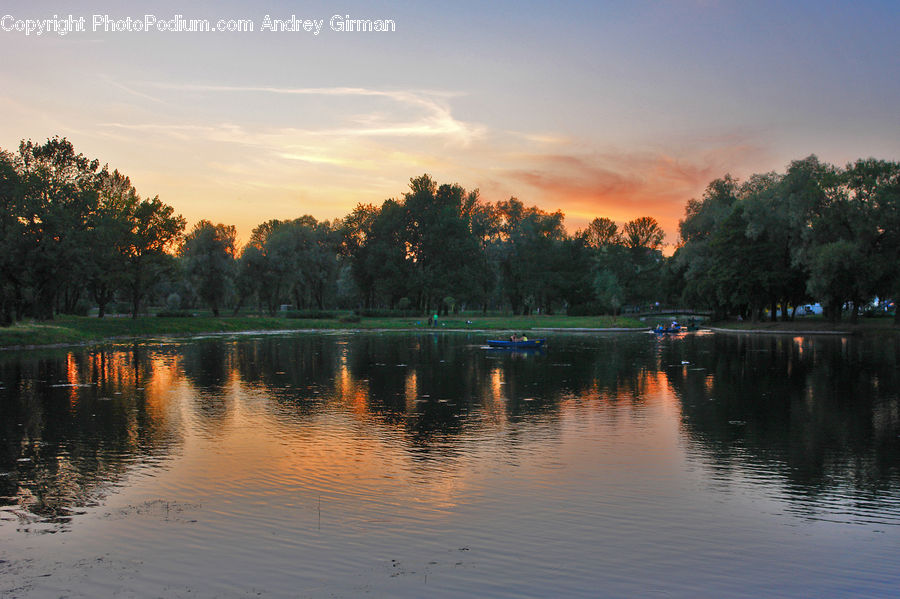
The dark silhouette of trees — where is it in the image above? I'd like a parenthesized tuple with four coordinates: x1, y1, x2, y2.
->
(674, 156, 900, 322)
(1, 137, 896, 324)
(0, 138, 184, 323)
(181, 221, 237, 317)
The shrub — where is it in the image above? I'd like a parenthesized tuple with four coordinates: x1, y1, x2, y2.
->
(357, 309, 421, 318)
(166, 292, 182, 311)
(285, 310, 337, 319)
(71, 299, 92, 316)
(567, 302, 610, 317)
(156, 310, 194, 318)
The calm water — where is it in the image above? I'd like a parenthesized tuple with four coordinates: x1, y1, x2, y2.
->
(1, 331, 899, 598)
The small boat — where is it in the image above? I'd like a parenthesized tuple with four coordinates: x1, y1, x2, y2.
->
(656, 326, 681, 334)
(487, 338, 547, 349)
(654, 325, 684, 335)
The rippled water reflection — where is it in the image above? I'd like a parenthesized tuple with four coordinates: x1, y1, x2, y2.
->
(1, 331, 899, 597)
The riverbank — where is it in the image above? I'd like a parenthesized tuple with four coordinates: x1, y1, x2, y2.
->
(0, 314, 649, 350)
(709, 318, 899, 335)
(5, 314, 896, 351)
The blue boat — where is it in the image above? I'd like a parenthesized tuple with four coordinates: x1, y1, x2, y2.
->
(655, 326, 682, 335)
(487, 338, 546, 349)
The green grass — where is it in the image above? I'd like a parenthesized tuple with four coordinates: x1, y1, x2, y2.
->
(12, 311, 894, 350)
(0, 313, 649, 349)
(710, 315, 899, 333)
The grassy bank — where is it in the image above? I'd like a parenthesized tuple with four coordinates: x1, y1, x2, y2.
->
(0, 313, 649, 349)
(709, 317, 899, 334)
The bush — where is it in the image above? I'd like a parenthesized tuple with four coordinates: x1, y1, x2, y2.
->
(285, 310, 337, 319)
(567, 302, 610, 316)
(166, 292, 182, 311)
(339, 313, 361, 323)
(108, 302, 130, 315)
(156, 310, 194, 318)
(356, 309, 421, 318)
(71, 299, 92, 317)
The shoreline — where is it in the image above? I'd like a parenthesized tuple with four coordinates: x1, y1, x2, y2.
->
(1, 315, 896, 352)
(706, 326, 852, 335)
(0, 325, 655, 353)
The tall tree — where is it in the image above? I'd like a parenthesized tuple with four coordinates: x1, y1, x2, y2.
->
(495, 198, 567, 314)
(580, 217, 620, 249)
(121, 196, 185, 318)
(0, 151, 24, 325)
(180, 221, 237, 316)
(88, 170, 136, 318)
(622, 216, 665, 251)
(16, 137, 106, 318)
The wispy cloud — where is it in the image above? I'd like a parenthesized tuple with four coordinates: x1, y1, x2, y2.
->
(87, 80, 770, 246)
(131, 82, 483, 142)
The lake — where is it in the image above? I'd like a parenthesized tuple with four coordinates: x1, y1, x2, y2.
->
(1, 330, 899, 597)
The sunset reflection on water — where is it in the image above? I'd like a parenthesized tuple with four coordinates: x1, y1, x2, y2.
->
(1, 331, 899, 598)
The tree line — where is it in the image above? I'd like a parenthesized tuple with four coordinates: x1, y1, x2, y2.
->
(1, 137, 898, 325)
(674, 156, 900, 323)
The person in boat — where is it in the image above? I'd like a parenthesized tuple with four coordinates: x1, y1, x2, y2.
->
(655, 324, 664, 334)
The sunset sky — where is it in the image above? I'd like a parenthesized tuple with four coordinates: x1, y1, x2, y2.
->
(2, 0, 898, 246)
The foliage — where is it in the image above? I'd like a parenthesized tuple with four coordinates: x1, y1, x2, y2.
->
(674, 156, 900, 323)
(180, 221, 237, 317)
(284, 310, 338, 319)
(1, 136, 896, 330)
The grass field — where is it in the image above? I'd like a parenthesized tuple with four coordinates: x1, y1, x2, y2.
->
(0, 313, 650, 349)
(709, 316, 899, 334)
(5, 312, 893, 350)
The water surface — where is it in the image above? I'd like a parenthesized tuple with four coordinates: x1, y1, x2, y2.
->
(1, 331, 899, 597)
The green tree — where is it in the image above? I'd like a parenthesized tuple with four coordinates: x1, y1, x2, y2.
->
(620, 216, 666, 308)
(675, 175, 741, 318)
(121, 196, 186, 318)
(580, 217, 620, 249)
(495, 198, 567, 314)
(15, 137, 106, 319)
(403, 175, 486, 313)
(180, 221, 237, 316)
(88, 170, 136, 318)
(622, 216, 665, 251)
(0, 151, 25, 325)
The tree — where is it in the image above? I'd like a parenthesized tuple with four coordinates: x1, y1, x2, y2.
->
(0, 151, 24, 325)
(237, 219, 288, 314)
(741, 172, 810, 321)
(618, 216, 666, 308)
(675, 175, 742, 318)
(15, 137, 106, 319)
(495, 197, 567, 314)
(581, 217, 620, 248)
(180, 221, 237, 316)
(622, 216, 665, 251)
(121, 196, 186, 318)
(403, 175, 486, 313)
(87, 170, 137, 318)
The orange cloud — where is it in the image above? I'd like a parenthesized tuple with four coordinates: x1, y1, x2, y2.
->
(499, 143, 768, 244)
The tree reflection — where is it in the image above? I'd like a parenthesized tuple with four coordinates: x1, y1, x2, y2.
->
(667, 334, 900, 510)
(3, 331, 898, 529)
(0, 346, 182, 526)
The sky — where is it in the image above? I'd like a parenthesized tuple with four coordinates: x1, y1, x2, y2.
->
(2, 0, 899, 247)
